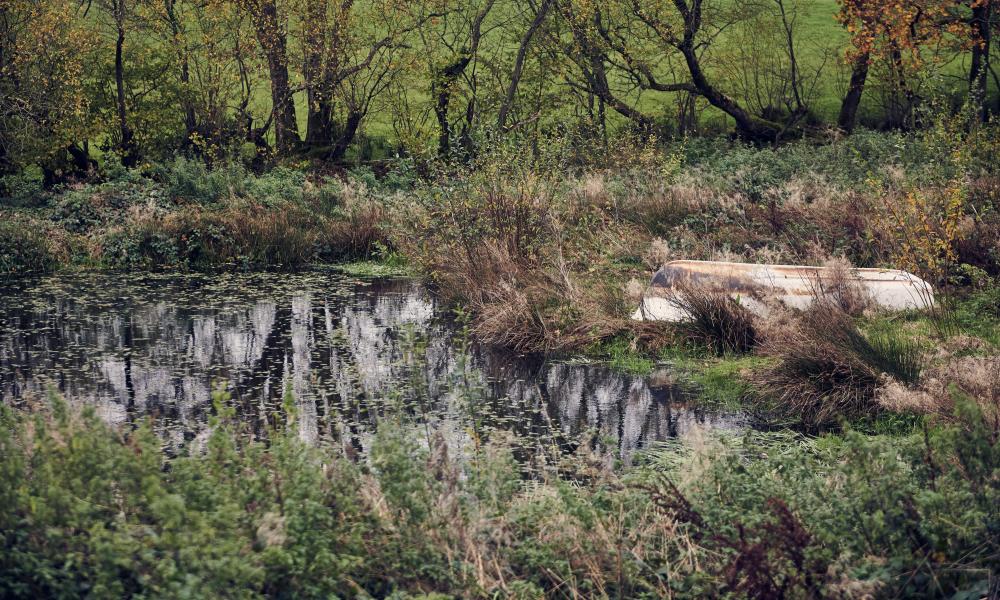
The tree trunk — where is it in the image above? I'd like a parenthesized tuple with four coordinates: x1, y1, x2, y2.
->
(665, 0, 780, 141)
(838, 51, 869, 132)
(265, 49, 300, 154)
(303, 0, 333, 146)
(306, 96, 334, 147)
(180, 55, 195, 137)
(888, 44, 915, 128)
(254, 0, 300, 154)
(330, 110, 363, 162)
(114, 3, 138, 166)
(496, 0, 552, 131)
(434, 82, 451, 156)
(678, 43, 778, 141)
(68, 142, 96, 175)
(164, 0, 196, 139)
(433, 58, 470, 157)
(432, 0, 495, 158)
(970, 1, 992, 120)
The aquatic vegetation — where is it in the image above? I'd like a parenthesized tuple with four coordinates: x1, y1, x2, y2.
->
(598, 336, 657, 375)
(674, 353, 767, 409)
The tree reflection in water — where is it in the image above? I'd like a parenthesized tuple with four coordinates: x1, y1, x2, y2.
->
(0, 271, 744, 461)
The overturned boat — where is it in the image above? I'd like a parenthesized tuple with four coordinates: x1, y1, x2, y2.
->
(632, 260, 934, 322)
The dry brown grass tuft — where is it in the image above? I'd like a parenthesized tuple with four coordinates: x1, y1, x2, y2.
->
(434, 240, 626, 354)
(808, 257, 872, 317)
(317, 204, 387, 260)
(621, 183, 706, 235)
(879, 355, 1000, 435)
(162, 203, 320, 266)
(751, 303, 922, 425)
(157, 198, 390, 267)
(394, 168, 638, 354)
(666, 281, 759, 355)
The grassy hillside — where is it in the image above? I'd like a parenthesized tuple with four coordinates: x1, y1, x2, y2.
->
(275, 0, 853, 154)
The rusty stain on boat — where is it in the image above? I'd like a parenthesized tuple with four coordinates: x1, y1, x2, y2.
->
(633, 260, 934, 321)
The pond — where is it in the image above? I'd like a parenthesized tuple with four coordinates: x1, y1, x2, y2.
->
(0, 270, 744, 460)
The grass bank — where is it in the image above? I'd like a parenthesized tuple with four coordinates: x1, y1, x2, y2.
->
(387, 118, 1000, 427)
(0, 160, 405, 274)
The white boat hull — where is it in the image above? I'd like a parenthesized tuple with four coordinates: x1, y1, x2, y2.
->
(632, 260, 934, 321)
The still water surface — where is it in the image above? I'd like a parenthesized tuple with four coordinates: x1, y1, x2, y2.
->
(0, 270, 743, 459)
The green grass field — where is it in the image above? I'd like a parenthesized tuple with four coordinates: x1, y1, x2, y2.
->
(245, 0, 854, 150)
(146, 0, 981, 154)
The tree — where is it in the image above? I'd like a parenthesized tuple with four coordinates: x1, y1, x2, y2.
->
(418, 0, 498, 157)
(0, 0, 97, 177)
(177, 0, 268, 158)
(496, 0, 553, 131)
(969, 0, 995, 119)
(300, 0, 428, 160)
(238, 0, 300, 154)
(716, 0, 828, 129)
(627, 0, 792, 140)
(836, 0, 976, 130)
(543, 0, 664, 134)
(88, 0, 142, 165)
(159, 0, 197, 140)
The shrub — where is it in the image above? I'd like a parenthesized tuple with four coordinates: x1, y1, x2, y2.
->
(451, 242, 552, 352)
(809, 257, 871, 317)
(98, 227, 179, 270)
(397, 156, 638, 354)
(880, 355, 1000, 436)
(0, 169, 46, 208)
(51, 188, 103, 233)
(307, 175, 346, 214)
(3, 390, 997, 598)
(644, 411, 999, 598)
(0, 398, 371, 598)
(244, 167, 305, 205)
(91, 202, 324, 270)
(619, 182, 704, 236)
(162, 157, 247, 204)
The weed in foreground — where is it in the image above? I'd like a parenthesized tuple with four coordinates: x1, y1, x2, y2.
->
(3, 390, 998, 598)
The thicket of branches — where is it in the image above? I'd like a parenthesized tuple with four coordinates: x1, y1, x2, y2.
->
(1, 0, 998, 180)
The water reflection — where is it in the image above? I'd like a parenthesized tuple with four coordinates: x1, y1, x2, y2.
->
(0, 271, 744, 459)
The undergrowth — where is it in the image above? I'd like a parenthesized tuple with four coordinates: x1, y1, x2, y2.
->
(1, 387, 996, 598)
(1, 160, 397, 274)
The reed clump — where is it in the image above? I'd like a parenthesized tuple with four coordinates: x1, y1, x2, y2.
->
(663, 281, 760, 355)
(750, 301, 923, 426)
